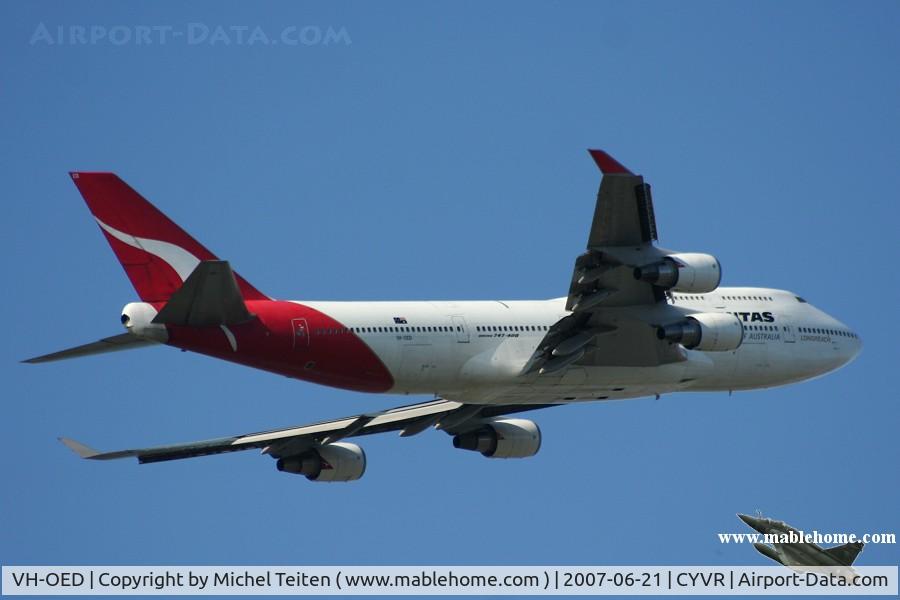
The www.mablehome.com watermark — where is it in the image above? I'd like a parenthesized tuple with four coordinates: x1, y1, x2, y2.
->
(29, 22, 352, 47)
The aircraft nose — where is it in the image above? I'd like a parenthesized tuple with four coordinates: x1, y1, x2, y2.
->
(738, 513, 767, 533)
(841, 327, 863, 365)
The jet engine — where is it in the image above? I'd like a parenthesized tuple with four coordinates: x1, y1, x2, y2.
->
(633, 253, 721, 293)
(656, 312, 743, 351)
(276, 442, 366, 482)
(452, 418, 541, 458)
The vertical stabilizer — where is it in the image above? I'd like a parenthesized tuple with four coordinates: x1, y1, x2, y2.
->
(69, 172, 267, 303)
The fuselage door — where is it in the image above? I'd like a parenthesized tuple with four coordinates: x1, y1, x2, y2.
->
(451, 315, 470, 343)
(782, 318, 796, 343)
(291, 318, 310, 349)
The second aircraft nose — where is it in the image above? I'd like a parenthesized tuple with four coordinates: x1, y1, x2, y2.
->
(738, 513, 768, 534)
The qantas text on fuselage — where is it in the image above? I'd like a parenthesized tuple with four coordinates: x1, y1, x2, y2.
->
(25, 150, 861, 482)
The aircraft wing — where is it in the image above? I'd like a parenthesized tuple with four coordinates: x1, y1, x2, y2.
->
(823, 542, 865, 566)
(568, 149, 665, 309)
(525, 150, 686, 373)
(583, 150, 658, 247)
(22, 333, 157, 364)
(60, 400, 556, 464)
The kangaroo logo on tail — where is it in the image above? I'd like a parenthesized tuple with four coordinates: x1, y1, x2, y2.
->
(69, 172, 267, 303)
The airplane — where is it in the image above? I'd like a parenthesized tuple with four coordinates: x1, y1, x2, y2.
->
(25, 150, 862, 482)
(738, 513, 865, 572)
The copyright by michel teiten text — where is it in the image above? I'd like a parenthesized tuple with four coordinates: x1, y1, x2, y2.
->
(2, 565, 898, 595)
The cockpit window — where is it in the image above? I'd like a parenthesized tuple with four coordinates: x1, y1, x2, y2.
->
(795, 296, 807, 303)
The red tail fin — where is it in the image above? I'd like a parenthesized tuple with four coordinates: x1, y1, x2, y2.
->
(69, 172, 267, 303)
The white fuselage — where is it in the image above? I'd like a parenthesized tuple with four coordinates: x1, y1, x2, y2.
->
(300, 286, 862, 406)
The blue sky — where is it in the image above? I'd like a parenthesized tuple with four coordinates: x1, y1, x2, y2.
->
(2, 0, 898, 580)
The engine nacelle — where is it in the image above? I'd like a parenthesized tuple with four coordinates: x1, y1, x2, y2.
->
(452, 418, 541, 459)
(120, 302, 168, 343)
(656, 312, 743, 352)
(633, 253, 721, 293)
(276, 442, 366, 482)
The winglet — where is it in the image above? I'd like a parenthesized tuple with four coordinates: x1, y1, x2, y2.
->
(59, 437, 101, 459)
(588, 149, 633, 175)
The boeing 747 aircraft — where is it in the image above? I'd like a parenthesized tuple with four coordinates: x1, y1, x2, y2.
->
(25, 150, 862, 482)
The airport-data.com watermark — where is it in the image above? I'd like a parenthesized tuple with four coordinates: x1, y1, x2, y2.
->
(29, 22, 352, 47)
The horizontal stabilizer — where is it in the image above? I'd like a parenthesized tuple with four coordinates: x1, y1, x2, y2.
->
(22, 333, 155, 364)
(153, 260, 253, 326)
(824, 542, 864, 566)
